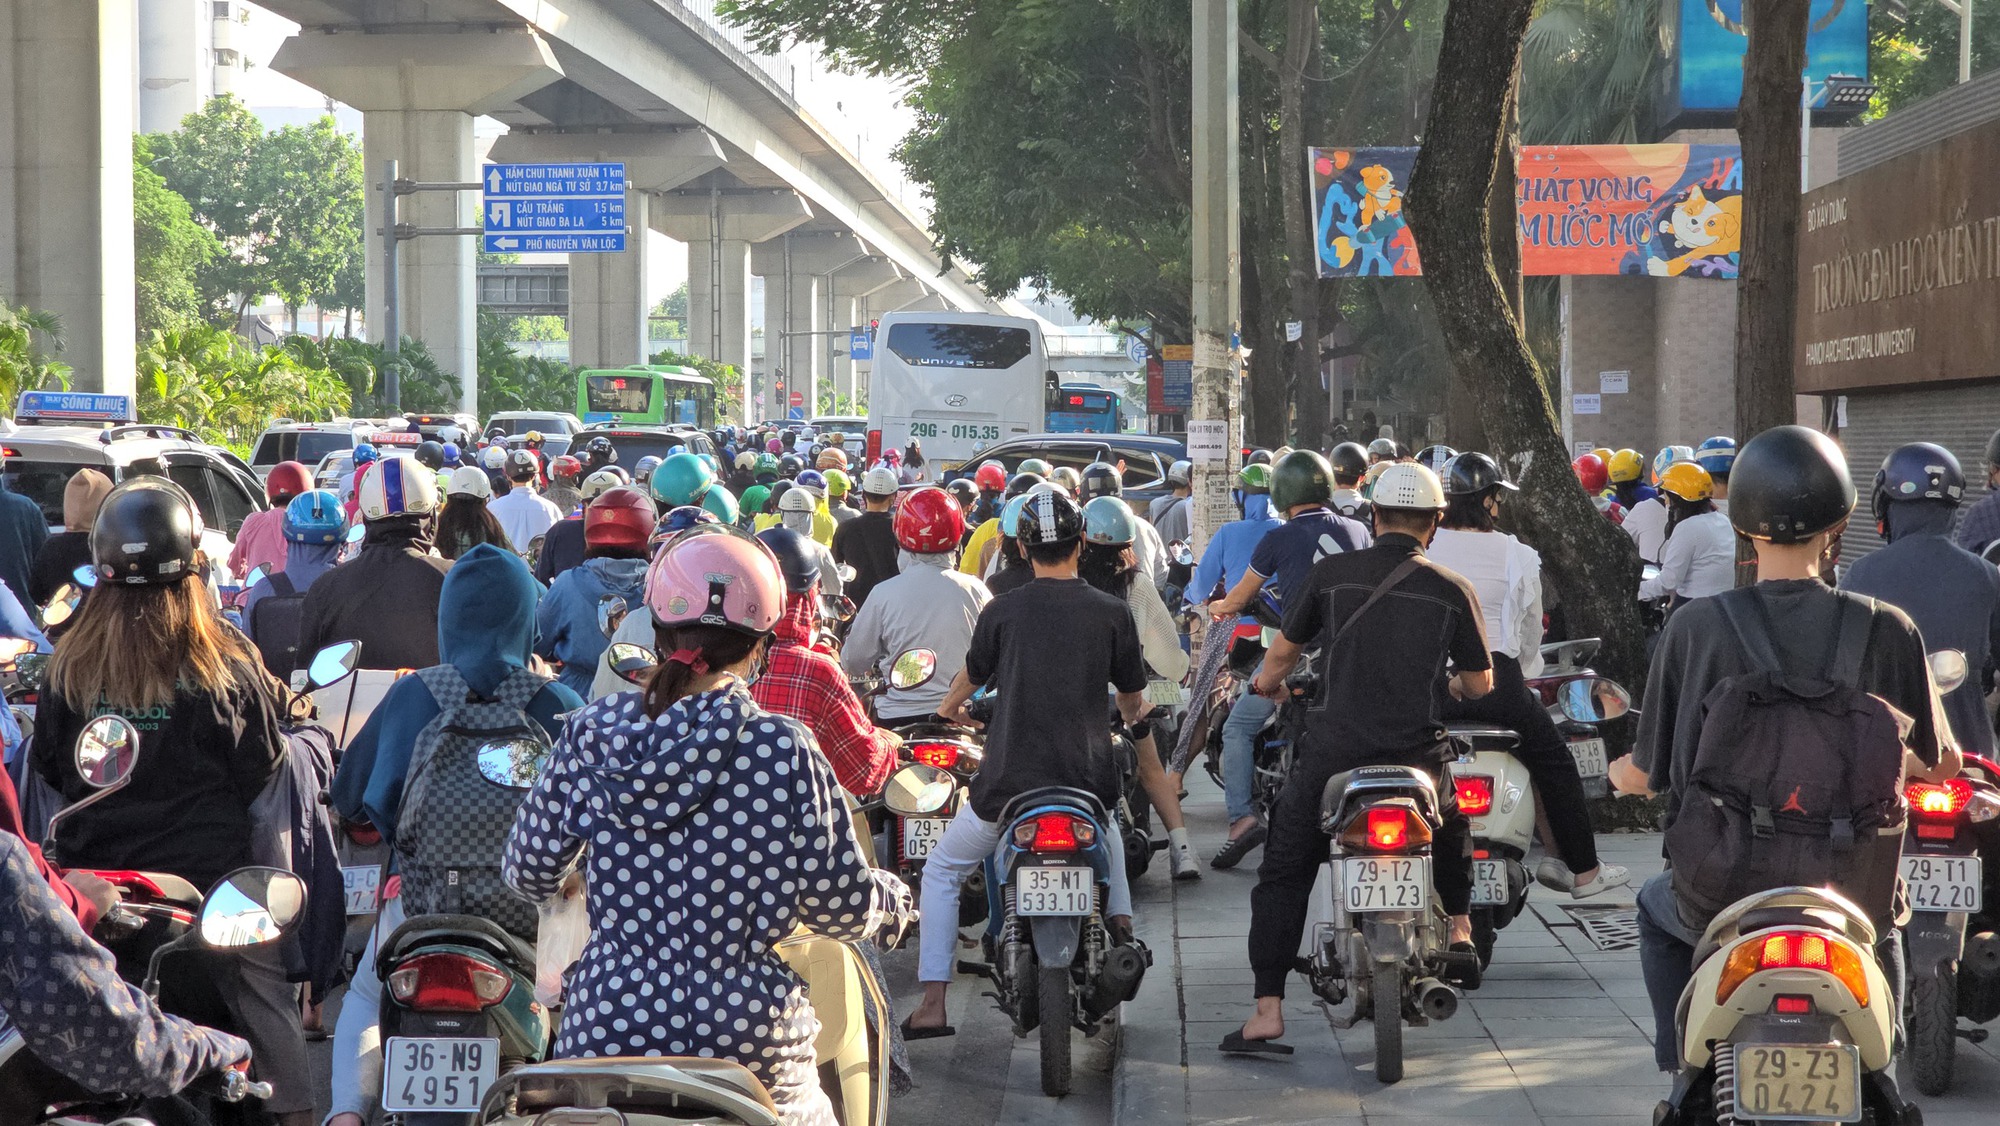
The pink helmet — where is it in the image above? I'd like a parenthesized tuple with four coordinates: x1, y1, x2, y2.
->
(766, 437, 783, 455)
(644, 525, 785, 635)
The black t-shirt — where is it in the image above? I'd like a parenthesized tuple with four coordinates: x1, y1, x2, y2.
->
(963, 577, 1147, 820)
(1281, 534, 1492, 769)
(832, 511, 900, 609)
(29, 531, 93, 607)
(984, 561, 1033, 597)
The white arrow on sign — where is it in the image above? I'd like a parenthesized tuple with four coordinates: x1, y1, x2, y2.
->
(486, 168, 502, 192)
(492, 237, 519, 250)
(488, 202, 512, 228)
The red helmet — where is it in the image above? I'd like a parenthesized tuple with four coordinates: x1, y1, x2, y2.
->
(1572, 453, 1609, 494)
(550, 454, 583, 481)
(266, 461, 312, 502)
(973, 463, 1008, 492)
(893, 486, 965, 553)
(584, 486, 658, 550)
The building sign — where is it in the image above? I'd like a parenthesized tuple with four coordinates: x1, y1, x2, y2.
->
(1663, 0, 1870, 128)
(1796, 115, 2000, 395)
(1311, 145, 1742, 279)
(15, 391, 134, 424)
(1155, 344, 1193, 410)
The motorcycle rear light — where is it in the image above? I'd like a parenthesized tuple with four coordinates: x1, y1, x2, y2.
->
(1916, 822, 1959, 841)
(1716, 929, 1869, 1007)
(909, 742, 960, 771)
(345, 822, 383, 847)
(1473, 849, 1490, 860)
(1455, 775, 1495, 817)
(1014, 813, 1095, 852)
(1773, 995, 1814, 1015)
(866, 429, 882, 466)
(1333, 801, 1433, 853)
(386, 952, 511, 1012)
(1367, 809, 1409, 850)
(1907, 778, 1973, 820)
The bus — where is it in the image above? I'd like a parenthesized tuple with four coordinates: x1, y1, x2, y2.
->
(577, 365, 715, 429)
(1045, 384, 1121, 434)
(865, 311, 1048, 477)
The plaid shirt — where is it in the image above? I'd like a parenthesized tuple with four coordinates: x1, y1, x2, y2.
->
(752, 593, 896, 795)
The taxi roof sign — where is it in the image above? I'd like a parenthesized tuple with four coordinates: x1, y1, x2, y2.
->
(16, 391, 135, 425)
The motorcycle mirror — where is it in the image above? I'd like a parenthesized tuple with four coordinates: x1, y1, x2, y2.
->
(597, 594, 629, 640)
(345, 524, 366, 544)
(838, 564, 857, 583)
(13, 653, 49, 693)
(71, 564, 98, 589)
(1537, 637, 1600, 671)
(305, 641, 362, 690)
(1170, 540, 1195, 567)
(76, 715, 140, 789)
(1559, 677, 1632, 724)
(888, 648, 938, 691)
(197, 867, 307, 949)
(608, 642, 660, 685)
(882, 762, 955, 817)
(242, 564, 270, 589)
(42, 582, 83, 627)
(474, 736, 552, 789)
(1929, 649, 1969, 695)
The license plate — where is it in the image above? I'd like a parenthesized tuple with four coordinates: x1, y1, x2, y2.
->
(342, 865, 381, 916)
(1016, 867, 1094, 916)
(1902, 854, 1983, 912)
(901, 817, 946, 861)
(1731, 1043, 1862, 1122)
(380, 1037, 499, 1112)
(1568, 736, 1608, 778)
(1342, 856, 1430, 912)
(1470, 859, 1508, 906)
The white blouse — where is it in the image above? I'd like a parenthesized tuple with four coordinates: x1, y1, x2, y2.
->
(1425, 527, 1545, 675)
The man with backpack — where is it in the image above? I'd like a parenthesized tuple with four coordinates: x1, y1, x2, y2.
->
(1610, 425, 1961, 1073)
(242, 489, 346, 677)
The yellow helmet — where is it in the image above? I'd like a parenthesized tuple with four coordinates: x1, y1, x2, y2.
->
(1591, 447, 1613, 465)
(1659, 462, 1714, 503)
(1607, 449, 1646, 484)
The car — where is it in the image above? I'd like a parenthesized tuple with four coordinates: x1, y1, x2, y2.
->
(575, 423, 714, 468)
(809, 416, 867, 457)
(248, 421, 373, 483)
(943, 432, 1186, 514)
(486, 410, 584, 438)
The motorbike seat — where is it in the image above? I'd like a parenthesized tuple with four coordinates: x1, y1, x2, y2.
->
(1689, 887, 1880, 967)
(1319, 765, 1442, 829)
(999, 786, 1109, 828)
(502, 1056, 778, 1121)
(378, 912, 538, 979)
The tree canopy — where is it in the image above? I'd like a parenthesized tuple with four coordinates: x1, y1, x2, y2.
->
(133, 135, 222, 338)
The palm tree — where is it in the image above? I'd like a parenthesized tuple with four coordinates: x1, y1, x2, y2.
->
(1521, 0, 1667, 145)
(0, 302, 73, 405)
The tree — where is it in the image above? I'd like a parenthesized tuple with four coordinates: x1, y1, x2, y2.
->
(1519, 0, 1666, 145)
(137, 324, 352, 453)
(0, 302, 72, 406)
(133, 136, 222, 338)
(1734, 0, 1810, 439)
(651, 349, 745, 421)
(1869, 0, 1999, 113)
(505, 315, 570, 342)
(262, 117, 366, 321)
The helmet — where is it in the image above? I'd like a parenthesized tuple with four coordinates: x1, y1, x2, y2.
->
(1366, 438, 1397, 461)
(581, 435, 617, 464)
(823, 468, 852, 497)
(1606, 449, 1645, 484)
(1415, 445, 1459, 475)
(632, 455, 664, 484)
(1591, 447, 1614, 464)
(480, 445, 508, 470)
(1329, 443, 1369, 479)
(1017, 457, 1053, 478)
(359, 455, 440, 519)
(506, 448, 539, 479)
(1246, 448, 1273, 466)
(1004, 472, 1044, 499)
(862, 466, 901, 496)
(1236, 463, 1271, 494)
(661, 506, 718, 536)
(1271, 450, 1336, 510)
(1049, 465, 1082, 494)
(1695, 436, 1737, 477)
(1442, 451, 1518, 496)
(946, 478, 979, 511)
(550, 454, 582, 481)
(1658, 462, 1715, 503)
(437, 426, 464, 445)
(441, 442, 462, 467)
(778, 454, 805, 479)
(1016, 487, 1084, 547)
(735, 451, 759, 471)
(265, 461, 311, 502)
(1082, 495, 1137, 546)
(738, 484, 770, 517)
(644, 525, 785, 635)
(92, 478, 203, 585)
(414, 441, 446, 471)
(352, 443, 379, 467)
(1652, 445, 1695, 484)
(755, 526, 822, 594)
(1572, 453, 1609, 494)
(974, 463, 1008, 491)
(580, 466, 631, 502)
(1371, 463, 1448, 511)
(282, 489, 345, 545)
(524, 430, 544, 445)
(700, 484, 740, 525)
(1079, 462, 1123, 500)
(585, 486, 658, 550)
(894, 487, 965, 553)
(652, 452, 715, 507)
(1166, 459, 1192, 488)
(815, 447, 849, 471)
(794, 469, 827, 498)
(447, 465, 493, 500)
(777, 485, 818, 515)
(1872, 442, 1966, 524)
(999, 492, 1033, 538)
(1727, 425, 1856, 543)
(755, 452, 779, 478)
(485, 426, 508, 442)
(767, 437, 784, 455)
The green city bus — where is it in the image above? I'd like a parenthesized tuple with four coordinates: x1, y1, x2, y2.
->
(577, 365, 715, 429)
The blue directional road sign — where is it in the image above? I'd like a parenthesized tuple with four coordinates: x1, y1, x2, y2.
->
(848, 327, 873, 362)
(482, 162, 628, 253)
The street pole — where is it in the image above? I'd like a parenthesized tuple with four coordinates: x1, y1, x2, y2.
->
(380, 158, 402, 410)
(1190, 0, 1241, 555)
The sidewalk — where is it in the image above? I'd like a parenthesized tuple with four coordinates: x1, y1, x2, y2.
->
(1114, 771, 2000, 1126)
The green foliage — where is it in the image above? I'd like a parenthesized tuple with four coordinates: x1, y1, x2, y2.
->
(136, 324, 352, 453)
(0, 302, 73, 407)
(1868, 2, 2000, 116)
(477, 311, 577, 415)
(649, 349, 745, 418)
(654, 283, 690, 322)
(1520, 0, 1665, 144)
(134, 136, 222, 338)
(504, 315, 570, 342)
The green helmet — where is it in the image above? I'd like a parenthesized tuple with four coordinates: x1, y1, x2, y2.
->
(755, 452, 779, 477)
(1082, 495, 1137, 546)
(1236, 463, 1272, 494)
(1270, 449, 1335, 511)
(1018, 457, 1053, 478)
(700, 483, 740, 524)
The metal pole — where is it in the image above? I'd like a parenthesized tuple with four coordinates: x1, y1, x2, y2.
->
(1965, 0, 1975, 85)
(381, 158, 402, 411)
(1189, 0, 1241, 554)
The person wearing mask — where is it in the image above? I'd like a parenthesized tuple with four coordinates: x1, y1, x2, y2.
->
(1079, 462, 1167, 587)
(831, 466, 902, 609)
(33, 477, 309, 1123)
(821, 468, 858, 528)
(972, 462, 1010, 527)
(298, 457, 452, 672)
(843, 487, 991, 726)
(29, 468, 111, 606)
(242, 489, 346, 675)
(1605, 448, 1658, 514)
(490, 449, 563, 554)
(1150, 460, 1194, 537)
(1427, 452, 1627, 898)
(1693, 436, 1735, 516)
(0, 451, 48, 610)
(503, 527, 910, 1123)
(1326, 443, 1372, 522)
(545, 454, 585, 516)
(787, 469, 840, 545)
(773, 487, 843, 597)
(536, 487, 656, 698)
(435, 466, 512, 561)
(1187, 465, 1282, 608)
(1637, 463, 1735, 606)
(578, 434, 619, 477)
(229, 462, 308, 580)
(1842, 442, 2000, 760)
(981, 491, 1040, 597)
(1621, 447, 1689, 565)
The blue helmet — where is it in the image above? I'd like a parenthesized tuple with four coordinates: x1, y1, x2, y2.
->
(440, 442, 461, 467)
(756, 526, 821, 594)
(1695, 436, 1737, 477)
(659, 505, 718, 534)
(283, 489, 346, 544)
(352, 442, 378, 466)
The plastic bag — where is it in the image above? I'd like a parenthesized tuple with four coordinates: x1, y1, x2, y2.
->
(534, 878, 589, 1007)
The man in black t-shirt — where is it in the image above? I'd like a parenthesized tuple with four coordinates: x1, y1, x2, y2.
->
(1225, 463, 1493, 1054)
(830, 467, 902, 608)
(905, 490, 1148, 1037)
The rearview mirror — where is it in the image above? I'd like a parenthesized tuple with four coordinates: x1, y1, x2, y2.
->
(345, 524, 366, 543)
(14, 653, 48, 693)
(198, 867, 306, 948)
(1559, 677, 1631, 724)
(1930, 649, 1969, 695)
(888, 648, 938, 690)
(306, 641, 361, 689)
(42, 582, 83, 627)
(475, 736, 552, 789)
(597, 595, 629, 639)
(1170, 541, 1194, 568)
(823, 594, 857, 624)
(72, 564, 98, 589)
(242, 564, 269, 589)
(77, 715, 140, 789)
(607, 642, 659, 686)
(882, 763, 955, 817)
(838, 564, 857, 583)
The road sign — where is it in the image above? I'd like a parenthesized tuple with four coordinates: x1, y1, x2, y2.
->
(482, 162, 627, 254)
(848, 327, 874, 362)
(788, 390, 805, 408)
(16, 391, 134, 423)
(1125, 337, 1148, 364)
(788, 407, 806, 421)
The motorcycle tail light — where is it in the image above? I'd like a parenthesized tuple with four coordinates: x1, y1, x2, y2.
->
(1454, 775, 1495, 817)
(1335, 804, 1433, 853)
(1716, 930, 1869, 1008)
(346, 822, 383, 847)
(1773, 995, 1813, 1015)
(1015, 812, 1094, 852)
(1908, 778, 1972, 820)
(910, 742, 960, 771)
(386, 952, 512, 1012)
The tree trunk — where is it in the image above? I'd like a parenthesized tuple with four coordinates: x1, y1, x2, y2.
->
(1406, 0, 1648, 706)
(1451, 76, 1521, 453)
(1277, 0, 1327, 449)
(1734, 0, 1810, 438)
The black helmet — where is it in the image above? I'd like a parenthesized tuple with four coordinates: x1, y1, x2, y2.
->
(1416, 444, 1459, 475)
(755, 526, 821, 594)
(1004, 471, 1044, 499)
(1443, 451, 1519, 497)
(945, 477, 979, 511)
(1871, 442, 1965, 524)
(1246, 448, 1273, 466)
(92, 477, 203, 585)
(1017, 488, 1083, 547)
(582, 435, 617, 463)
(414, 440, 446, 471)
(1985, 428, 2000, 471)
(1270, 450, 1335, 510)
(777, 454, 805, 479)
(1728, 425, 1856, 543)
(1079, 461, 1123, 500)
(1329, 442, 1369, 479)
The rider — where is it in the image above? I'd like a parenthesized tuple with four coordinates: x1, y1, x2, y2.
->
(823, 468, 858, 527)
(490, 449, 563, 554)
(1327, 442, 1371, 521)
(1152, 459, 1194, 545)
(1080, 461, 1167, 586)
(338, 442, 377, 509)
(960, 471, 1041, 579)
(242, 489, 346, 675)
(1693, 436, 1735, 514)
(29, 468, 111, 606)
(789, 469, 840, 545)
(1636, 463, 1734, 606)
(973, 462, 1010, 525)
(1365, 437, 1397, 466)
(536, 467, 627, 585)
(1605, 448, 1656, 513)
(579, 434, 619, 476)
(545, 453, 585, 516)
(831, 466, 903, 609)
(1188, 464, 1281, 608)
(298, 457, 452, 672)
(437, 466, 511, 560)
(842, 486, 991, 726)
(230, 460, 309, 579)
(1620, 447, 1688, 565)
(1572, 453, 1625, 525)
(536, 487, 658, 697)
(1956, 429, 2000, 556)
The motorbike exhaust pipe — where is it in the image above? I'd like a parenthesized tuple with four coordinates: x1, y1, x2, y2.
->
(1414, 977, 1458, 1022)
(1088, 942, 1150, 1011)
(1967, 932, 2000, 977)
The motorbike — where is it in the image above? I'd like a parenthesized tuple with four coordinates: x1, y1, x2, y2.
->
(1898, 649, 2000, 1095)
(1525, 637, 1626, 798)
(1655, 886, 1916, 1126)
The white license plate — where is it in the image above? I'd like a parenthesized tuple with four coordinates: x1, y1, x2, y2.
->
(1342, 856, 1430, 912)
(342, 865, 381, 916)
(1470, 859, 1508, 906)
(1016, 867, 1094, 916)
(901, 817, 946, 861)
(380, 1036, 499, 1112)
(1568, 737, 1608, 778)
(1903, 854, 1983, 912)
(1732, 1043, 1862, 1122)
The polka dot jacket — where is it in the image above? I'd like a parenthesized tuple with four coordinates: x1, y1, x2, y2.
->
(503, 682, 909, 1126)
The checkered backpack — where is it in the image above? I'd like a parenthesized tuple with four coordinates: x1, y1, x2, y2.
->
(392, 663, 549, 941)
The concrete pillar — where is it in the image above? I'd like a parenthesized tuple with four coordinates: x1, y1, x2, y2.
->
(829, 255, 904, 408)
(754, 232, 867, 421)
(0, 1, 136, 394)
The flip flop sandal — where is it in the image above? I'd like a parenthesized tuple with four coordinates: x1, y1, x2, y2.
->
(1209, 823, 1268, 870)
(1218, 1029, 1294, 1056)
(900, 1016, 956, 1041)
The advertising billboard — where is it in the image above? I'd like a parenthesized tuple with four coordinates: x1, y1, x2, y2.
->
(1663, 0, 1870, 127)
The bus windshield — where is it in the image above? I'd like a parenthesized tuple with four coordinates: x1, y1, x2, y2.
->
(884, 323, 1033, 369)
(868, 313, 1048, 478)
(1046, 387, 1121, 434)
(583, 374, 653, 416)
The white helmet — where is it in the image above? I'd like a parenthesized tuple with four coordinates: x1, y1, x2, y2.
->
(580, 467, 630, 502)
(358, 455, 440, 519)
(437, 425, 464, 444)
(446, 465, 493, 500)
(1370, 463, 1447, 511)
(480, 444, 508, 470)
(778, 486, 817, 513)
(861, 466, 900, 496)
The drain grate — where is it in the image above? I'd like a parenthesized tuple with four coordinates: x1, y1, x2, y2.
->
(1561, 904, 1641, 951)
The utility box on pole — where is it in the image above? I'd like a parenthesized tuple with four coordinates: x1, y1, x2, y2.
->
(1189, 0, 1242, 554)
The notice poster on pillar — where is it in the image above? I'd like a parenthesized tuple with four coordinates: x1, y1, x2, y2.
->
(1310, 144, 1742, 279)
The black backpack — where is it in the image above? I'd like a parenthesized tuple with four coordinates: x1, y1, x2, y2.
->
(249, 573, 308, 677)
(1665, 590, 1910, 930)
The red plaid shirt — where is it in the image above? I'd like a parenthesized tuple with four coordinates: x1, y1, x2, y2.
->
(751, 592, 896, 795)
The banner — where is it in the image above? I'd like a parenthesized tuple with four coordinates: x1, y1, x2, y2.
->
(1311, 144, 1743, 280)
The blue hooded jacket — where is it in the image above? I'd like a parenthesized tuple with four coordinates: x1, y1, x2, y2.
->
(535, 556, 649, 697)
(330, 543, 584, 845)
(1190, 493, 1280, 605)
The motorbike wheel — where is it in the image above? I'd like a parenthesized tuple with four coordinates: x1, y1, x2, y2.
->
(1471, 910, 1497, 970)
(1909, 965, 1959, 1096)
(1039, 966, 1074, 1096)
(1372, 962, 1405, 1084)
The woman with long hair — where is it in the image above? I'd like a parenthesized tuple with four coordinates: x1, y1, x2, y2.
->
(505, 526, 911, 1126)
(437, 466, 512, 560)
(1638, 462, 1734, 604)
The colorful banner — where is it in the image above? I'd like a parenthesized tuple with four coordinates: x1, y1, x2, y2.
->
(1311, 144, 1743, 280)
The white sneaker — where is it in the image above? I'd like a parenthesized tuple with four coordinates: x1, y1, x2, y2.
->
(1537, 857, 1631, 899)
(1171, 841, 1204, 881)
